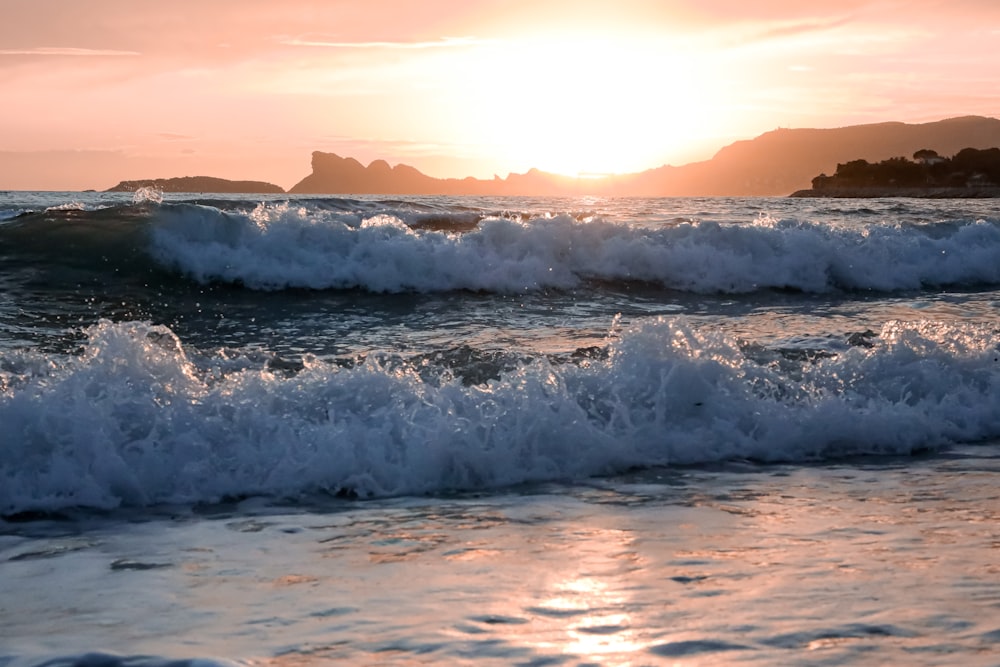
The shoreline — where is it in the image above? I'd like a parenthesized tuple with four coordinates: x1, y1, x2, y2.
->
(3, 444, 998, 665)
(789, 186, 1000, 198)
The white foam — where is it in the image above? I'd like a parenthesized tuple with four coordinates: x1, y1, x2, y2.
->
(147, 203, 1000, 293)
(43, 201, 87, 212)
(133, 186, 164, 205)
(2, 318, 998, 513)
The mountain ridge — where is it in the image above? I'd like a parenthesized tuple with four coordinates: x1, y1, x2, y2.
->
(289, 116, 1000, 197)
(103, 116, 1000, 196)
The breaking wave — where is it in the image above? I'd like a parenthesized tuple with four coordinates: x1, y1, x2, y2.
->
(2, 317, 998, 514)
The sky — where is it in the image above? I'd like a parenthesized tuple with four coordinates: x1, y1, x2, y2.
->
(1, 0, 999, 190)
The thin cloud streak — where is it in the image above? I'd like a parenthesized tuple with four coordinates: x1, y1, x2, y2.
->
(0, 47, 141, 57)
(279, 36, 493, 50)
(745, 16, 854, 43)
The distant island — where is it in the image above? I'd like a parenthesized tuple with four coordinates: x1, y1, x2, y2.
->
(103, 116, 1000, 197)
(287, 152, 587, 196)
(790, 147, 1000, 197)
(106, 176, 284, 194)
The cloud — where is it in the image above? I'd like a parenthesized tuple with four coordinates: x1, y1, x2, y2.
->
(279, 36, 490, 50)
(745, 16, 854, 43)
(0, 47, 141, 57)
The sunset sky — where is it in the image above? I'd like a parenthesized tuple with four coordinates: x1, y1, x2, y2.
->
(1, 0, 998, 190)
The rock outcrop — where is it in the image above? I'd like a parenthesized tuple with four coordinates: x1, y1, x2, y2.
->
(288, 152, 584, 196)
(290, 153, 436, 194)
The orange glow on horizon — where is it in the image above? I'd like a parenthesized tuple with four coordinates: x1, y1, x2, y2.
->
(0, 1, 998, 190)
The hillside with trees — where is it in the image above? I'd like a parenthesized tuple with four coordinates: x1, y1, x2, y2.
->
(792, 147, 1000, 197)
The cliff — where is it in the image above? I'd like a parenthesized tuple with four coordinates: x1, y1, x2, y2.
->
(106, 176, 284, 194)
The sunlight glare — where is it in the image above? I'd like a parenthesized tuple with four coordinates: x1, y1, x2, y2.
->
(453, 33, 723, 177)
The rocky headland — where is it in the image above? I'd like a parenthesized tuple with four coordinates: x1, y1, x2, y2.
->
(287, 152, 585, 196)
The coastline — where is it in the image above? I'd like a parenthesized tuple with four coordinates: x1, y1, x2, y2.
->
(789, 186, 1000, 198)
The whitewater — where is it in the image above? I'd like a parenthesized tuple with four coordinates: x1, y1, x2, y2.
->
(0, 191, 998, 666)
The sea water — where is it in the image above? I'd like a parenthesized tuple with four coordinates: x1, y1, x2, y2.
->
(0, 192, 998, 665)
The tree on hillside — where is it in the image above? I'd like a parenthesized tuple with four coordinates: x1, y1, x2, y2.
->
(913, 148, 941, 164)
(951, 147, 1000, 183)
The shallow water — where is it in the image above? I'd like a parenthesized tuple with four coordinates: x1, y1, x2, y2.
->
(2, 445, 998, 666)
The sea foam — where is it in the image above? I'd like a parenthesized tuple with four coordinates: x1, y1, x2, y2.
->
(1, 318, 998, 513)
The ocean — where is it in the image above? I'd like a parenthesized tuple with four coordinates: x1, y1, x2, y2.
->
(1, 190, 998, 666)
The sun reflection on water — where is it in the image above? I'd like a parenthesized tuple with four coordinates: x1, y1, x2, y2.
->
(501, 524, 656, 665)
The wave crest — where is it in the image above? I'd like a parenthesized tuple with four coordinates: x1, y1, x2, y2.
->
(149, 203, 1000, 293)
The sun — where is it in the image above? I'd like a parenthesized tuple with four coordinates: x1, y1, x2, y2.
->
(445, 32, 725, 177)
